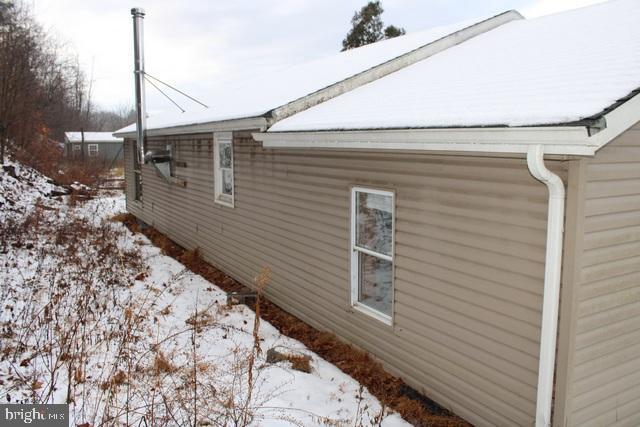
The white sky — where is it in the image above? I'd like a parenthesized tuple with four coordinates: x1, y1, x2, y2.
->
(32, 0, 605, 115)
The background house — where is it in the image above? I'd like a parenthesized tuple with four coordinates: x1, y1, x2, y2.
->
(116, 1, 640, 426)
(64, 131, 124, 166)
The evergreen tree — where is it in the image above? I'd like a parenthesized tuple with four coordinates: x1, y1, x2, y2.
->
(384, 24, 406, 39)
(341, 1, 406, 51)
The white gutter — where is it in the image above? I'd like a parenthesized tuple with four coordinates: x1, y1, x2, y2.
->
(527, 145, 565, 427)
(253, 126, 598, 156)
(114, 116, 268, 139)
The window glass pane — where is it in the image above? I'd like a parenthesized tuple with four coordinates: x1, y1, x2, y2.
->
(358, 251, 392, 316)
(221, 168, 233, 195)
(356, 191, 393, 256)
(219, 142, 232, 168)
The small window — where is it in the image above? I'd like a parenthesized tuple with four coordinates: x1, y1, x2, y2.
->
(88, 144, 99, 157)
(72, 144, 81, 156)
(213, 132, 234, 207)
(350, 187, 394, 324)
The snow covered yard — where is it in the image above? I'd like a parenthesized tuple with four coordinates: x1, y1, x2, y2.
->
(0, 160, 408, 426)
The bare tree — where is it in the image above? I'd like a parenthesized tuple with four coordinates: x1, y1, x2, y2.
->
(0, 1, 92, 163)
(89, 104, 136, 132)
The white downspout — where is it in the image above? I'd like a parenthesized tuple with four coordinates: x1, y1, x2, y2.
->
(527, 145, 566, 427)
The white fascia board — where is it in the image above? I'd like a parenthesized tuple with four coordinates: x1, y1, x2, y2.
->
(253, 126, 597, 156)
(114, 116, 268, 139)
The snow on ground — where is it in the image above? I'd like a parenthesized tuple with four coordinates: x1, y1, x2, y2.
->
(0, 157, 66, 223)
(0, 160, 408, 426)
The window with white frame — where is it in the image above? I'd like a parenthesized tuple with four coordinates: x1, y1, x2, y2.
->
(213, 132, 234, 207)
(88, 144, 99, 157)
(350, 187, 394, 324)
(72, 144, 81, 156)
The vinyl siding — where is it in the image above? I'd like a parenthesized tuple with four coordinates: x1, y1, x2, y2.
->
(124, 132, 567, 426)
(66, 141, 123, 164)
(566, 123, 640, 427)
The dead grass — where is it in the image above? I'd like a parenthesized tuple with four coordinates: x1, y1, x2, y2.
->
(266, 349, 312, 374)
(152, 352, 177, 375)
(2, 193, 305, 426)
(289, 355, 312, 374)
(11, 140, 108, 188)
(109, 166, 125, 179)
(111, 212, 140, 233)
(185, 311, 217, 332)
(115, 213, 471, 427)
(101, 370, 127, 391)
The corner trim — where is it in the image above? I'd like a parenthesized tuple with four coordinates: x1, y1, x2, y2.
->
(552, 159, 587, 427)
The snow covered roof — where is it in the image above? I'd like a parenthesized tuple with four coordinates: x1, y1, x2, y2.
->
(65, 132, 123, 143)
(116, 11, 520, 136)
(268, 0, 640, 133)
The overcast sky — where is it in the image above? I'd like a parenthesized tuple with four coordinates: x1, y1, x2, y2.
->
(32, 0, 604, 115)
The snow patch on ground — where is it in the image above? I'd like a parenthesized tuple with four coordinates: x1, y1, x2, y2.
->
(0, 160, 408, 426)
(0, 157, 66, 222)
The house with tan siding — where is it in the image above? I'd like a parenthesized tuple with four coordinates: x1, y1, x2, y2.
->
(116, 1, 640, 425)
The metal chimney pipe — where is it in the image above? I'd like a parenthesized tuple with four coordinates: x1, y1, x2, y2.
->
(131, 7, 147, 164)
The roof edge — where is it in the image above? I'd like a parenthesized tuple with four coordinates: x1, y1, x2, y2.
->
(113, 116, 268, 139)
(254, 83, 640, 156)
(65, 132, 123, 143)
(589, 89, 640, 152)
